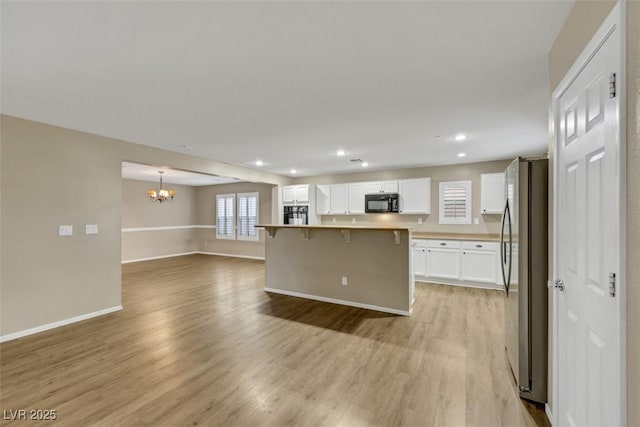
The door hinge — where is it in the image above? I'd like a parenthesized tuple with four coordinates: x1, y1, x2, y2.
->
(609, 73, 616, 98)
(609, 272, 616, 297)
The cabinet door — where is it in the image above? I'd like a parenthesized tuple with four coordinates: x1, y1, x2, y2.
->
(348, 182, 369, 214)
(461, 249, 497, 283)
(364, 182, 382, 195)
(294, 185, 309, 203)
(282, 186, 296, 204)
(425, 248, 460, 280)
(480, 173, 505, 214)
(413, 247, 426, 277)
(316, 185, 331, 215)
(381, 181, 399, 193)
(398, 178, 431, 214)
(330, 184, 349, 214)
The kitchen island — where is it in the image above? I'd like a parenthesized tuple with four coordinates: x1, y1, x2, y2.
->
(255, 224, 414, 315)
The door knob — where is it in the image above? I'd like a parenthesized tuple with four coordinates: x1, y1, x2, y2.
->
(549, 279, 565, 291)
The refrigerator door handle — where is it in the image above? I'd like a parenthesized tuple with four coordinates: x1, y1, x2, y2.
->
(500, 200, 509, 292)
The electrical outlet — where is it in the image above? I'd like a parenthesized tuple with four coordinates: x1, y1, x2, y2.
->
(341, 276, 348, 286)
(332, 217, 336, 223)
(58, 225, 73, 236)
(418, 218, 423, 224)
(351, 218, 356, 224)
(474, 218, 480, 225)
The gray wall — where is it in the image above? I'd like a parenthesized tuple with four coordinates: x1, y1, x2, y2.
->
(1, 116, 123, 335)
(0, 115, 285, 337)
(295, 159, 512, 234)
(548, 0, 638, 423)
(121, 179, 198, 262)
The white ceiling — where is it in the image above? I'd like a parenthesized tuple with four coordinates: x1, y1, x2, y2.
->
(122, 162, 241, 186)
(1, 1, 574, 177)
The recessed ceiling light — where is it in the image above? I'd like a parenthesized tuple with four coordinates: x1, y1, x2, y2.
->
(361, 162, 369, 167)
(337, 150, 346, 156)
(255, 160, 263, 166)
(457, 152, 467, 158)
(454, 134, 467, 141)
(290, 169, 297, 174)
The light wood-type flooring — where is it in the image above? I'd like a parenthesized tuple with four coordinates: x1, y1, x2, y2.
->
(0, 254, 548, 426)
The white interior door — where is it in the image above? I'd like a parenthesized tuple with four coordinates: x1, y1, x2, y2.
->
(554, 11, 622, 427)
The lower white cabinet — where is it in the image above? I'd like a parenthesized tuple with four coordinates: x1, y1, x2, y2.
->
(425, 245, 461, 280)
(412, 241, 427, 277)
(413, 239, 500, 289)
(460, 241, 498, 284)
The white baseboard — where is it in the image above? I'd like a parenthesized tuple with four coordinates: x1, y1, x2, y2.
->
(122, 251, 265, 264)
(264, 287, 410, 316)
(0, 305, 123, 343)
(121, 252, 198, 264)
(545, 404, 553, 425)
(415, 277, 502, 291)
(196, 251, 265, 261)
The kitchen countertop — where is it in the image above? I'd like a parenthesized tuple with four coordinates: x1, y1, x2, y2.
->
(411, 232, 501, 242)
(255, 224, 412, 231)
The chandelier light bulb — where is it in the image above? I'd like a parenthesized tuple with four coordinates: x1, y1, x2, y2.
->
(148, 171, 176, 203)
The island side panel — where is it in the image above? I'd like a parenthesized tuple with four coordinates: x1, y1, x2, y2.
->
(263, 228, 411, 313)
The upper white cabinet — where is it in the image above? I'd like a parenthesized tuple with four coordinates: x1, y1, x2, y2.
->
(282, 185, 309, 204)
(316, 184, 331, 215)
(330, 184, 349, 214)
(381, 181, 399, 193)
(314, 178, 428, 215)
(398, 178, 431, 214)
(480, 173, 505, 214)
(348, 182, 369, 214)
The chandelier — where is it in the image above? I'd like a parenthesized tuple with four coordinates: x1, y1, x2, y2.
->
(147, 171, 176, 203)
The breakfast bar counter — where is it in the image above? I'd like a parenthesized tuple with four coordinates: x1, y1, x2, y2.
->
(255, 224, 414, 315)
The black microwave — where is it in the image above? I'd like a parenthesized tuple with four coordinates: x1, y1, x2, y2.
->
(365, 193, 399, 213)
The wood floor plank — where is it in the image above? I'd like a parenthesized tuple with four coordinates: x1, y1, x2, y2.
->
(0, 254, 548, 426)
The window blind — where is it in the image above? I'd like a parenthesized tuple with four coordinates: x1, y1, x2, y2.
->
(237, 192, 259, 241)
(439, 181, 472, 224)
(216, 194, 235, 239)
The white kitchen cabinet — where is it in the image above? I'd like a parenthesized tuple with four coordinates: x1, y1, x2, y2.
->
(419, 239, 500, 289)
(412, 240, 427, 278)
(282, 185, 310, 204)
(398, 178, 431, 214)
(381, 181, 399, 193)
(480, 173, 505, 214)
(348, 182, 369, 214)
(460, 241, 498, 284)
(425, 243, 461, 281)
(316, 184, 331, 215)
(330, 184, 349, 214)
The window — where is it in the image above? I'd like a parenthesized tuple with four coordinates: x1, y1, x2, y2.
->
(439, 180, 472, 224)
(216, 194, 235, 239)
(237, 192, 259, 241)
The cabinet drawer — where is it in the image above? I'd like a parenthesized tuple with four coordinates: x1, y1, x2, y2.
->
(461, 241, 498, 251)
(427, 240, 461, 249)
(412, 239, 427, 248)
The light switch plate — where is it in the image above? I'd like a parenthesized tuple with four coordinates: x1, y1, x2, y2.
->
(418, 218, 423, 224)
(59, 225, 73, 236)
(85, 224, 98, 235)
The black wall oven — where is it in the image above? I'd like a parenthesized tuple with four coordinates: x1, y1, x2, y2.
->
(365, 193, 399, 213)
(283, 205, 309, 225)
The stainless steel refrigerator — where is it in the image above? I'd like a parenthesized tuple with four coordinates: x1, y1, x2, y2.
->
(500, 157, 548, 404)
